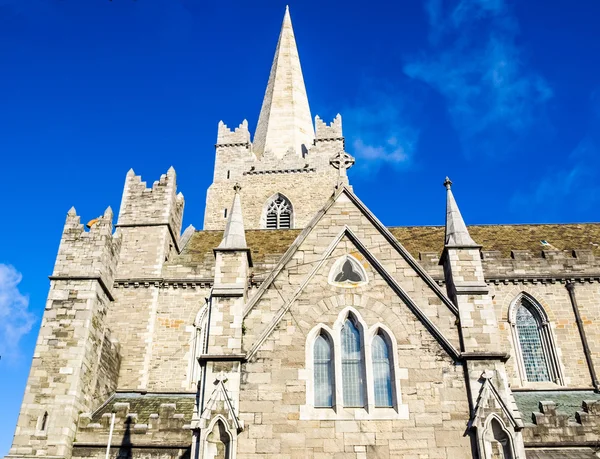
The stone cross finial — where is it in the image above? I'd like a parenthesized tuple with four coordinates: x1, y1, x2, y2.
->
(215, 371, 228, 384)
(330, 150, 356, 186)
(443, 176, 453, 190)
(233, 183, 242, 193)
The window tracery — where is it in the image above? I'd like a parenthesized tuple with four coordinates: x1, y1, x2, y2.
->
(303, 307, 408, 420)
(264, 194, 292, 229)
(328, 255, 368, 288)
(509, 293, 563, 386)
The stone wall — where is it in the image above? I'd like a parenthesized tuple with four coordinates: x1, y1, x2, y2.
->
(237, 196, 472, 457)
(204, 116, 345, 231)
(9, 209, 121, 459)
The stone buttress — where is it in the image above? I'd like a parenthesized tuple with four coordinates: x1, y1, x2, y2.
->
(193, 186, 249, 457)
(440, 178, 526, 458)
(8, 208, 121, 459)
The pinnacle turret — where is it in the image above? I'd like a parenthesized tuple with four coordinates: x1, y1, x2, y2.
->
(218, 184, 248, 249)
(253, 7, 314, 158)
(444, 177, 478, 247)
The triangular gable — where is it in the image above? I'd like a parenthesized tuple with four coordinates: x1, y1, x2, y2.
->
(243, 185, 458, 319)
(199, 374, 243, 433)
(471, 372, 523, 430)
(244, 224, 461, 362)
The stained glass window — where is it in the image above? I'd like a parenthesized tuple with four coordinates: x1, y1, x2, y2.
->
(372, 333, 393, 407)
(314, 334, 333, 407)
(341, 318, 365, 407)
(516, 302, 550, 382)
(265, 195, 292, 229)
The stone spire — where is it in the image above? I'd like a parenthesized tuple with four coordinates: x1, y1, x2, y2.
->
(218, 184, 247, 249)
(253, 6, 314, 158)
(444, 177, 478, 247)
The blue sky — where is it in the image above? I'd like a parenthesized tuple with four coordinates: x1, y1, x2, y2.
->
(1, 0, 599, 453)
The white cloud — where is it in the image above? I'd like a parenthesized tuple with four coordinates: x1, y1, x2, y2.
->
(343, 88, 419, 171)
(0, 264, 35, 361)
(405, 0, 551, 156)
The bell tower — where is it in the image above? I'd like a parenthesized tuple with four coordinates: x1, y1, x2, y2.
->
(203, 7, 351, 231)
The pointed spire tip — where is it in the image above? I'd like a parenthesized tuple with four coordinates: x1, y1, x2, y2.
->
(443, 176, 452, 190)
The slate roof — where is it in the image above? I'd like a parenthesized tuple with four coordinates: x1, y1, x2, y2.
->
(513, 390, 600, 423)
(173, 224, 600, 274)
(92, 393, 196, 423)
(526, 448, 599, 458)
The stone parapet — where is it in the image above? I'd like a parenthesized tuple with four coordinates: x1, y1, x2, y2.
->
(315, 114, 343, 140)
(76, 398, 192, 446)
(216, 120, 251, 146)
(117, 167, 184, 240)
(523, 399, 600, 445)
(52, 206, 121, 295)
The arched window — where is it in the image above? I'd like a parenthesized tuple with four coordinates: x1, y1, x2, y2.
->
(190, 306, 209, 389)
(372, 332, 393, 407)
(205, 419, 231, 459)
(264, 194, 292, 229)
(516, 301, 550, 382)
(510, 294, 562, 385)
(483, 416, 514, 459)
(341, 317, 365, 407)
(313, 333, 334, 407)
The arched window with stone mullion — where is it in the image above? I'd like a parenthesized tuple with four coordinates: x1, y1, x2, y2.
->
(264, 194, 292, 229)
(515, 300, 551, 382)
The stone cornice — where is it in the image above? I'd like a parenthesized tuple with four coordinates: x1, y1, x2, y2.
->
(434, 274, 600, 286)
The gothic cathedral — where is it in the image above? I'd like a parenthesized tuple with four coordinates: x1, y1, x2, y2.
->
(8, 7, 600, 459)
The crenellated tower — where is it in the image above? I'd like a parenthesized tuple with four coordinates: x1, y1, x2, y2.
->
(8, 208, 121, 459)
(116, 167, 184, 278)
(203, 8, 352, 231)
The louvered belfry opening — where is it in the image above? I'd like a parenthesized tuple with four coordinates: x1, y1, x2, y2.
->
(266, 195, 292, 229)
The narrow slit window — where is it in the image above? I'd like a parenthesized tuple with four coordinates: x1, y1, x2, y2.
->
(227, 170, 230, 179)
(313, 333, 334, 407)
(341, 317, 364, 407)
(372, 333, 393, 407)
(224, 208, 228, 218)
(39, 411, 48, 432)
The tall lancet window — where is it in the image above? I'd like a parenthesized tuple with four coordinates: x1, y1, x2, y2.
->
(516, 300, 550, 382)
(313, 333, 334, 407)
(341, 317, 365, 407)
(190, 306, 209, 389)
(372, 332, 393, 407)
(264, 194, 292, 229)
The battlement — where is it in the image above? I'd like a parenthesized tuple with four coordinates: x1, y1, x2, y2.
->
(117, 167, 184, 238)
(52, 206, 121, 287)
(216, 120, 251, 146)
(522, 399, 600, 444)
(76, 396, 194, 445)
(315, 114, 343, 141)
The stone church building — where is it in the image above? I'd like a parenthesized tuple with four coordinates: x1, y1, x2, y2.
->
(8, 7, 600, 459)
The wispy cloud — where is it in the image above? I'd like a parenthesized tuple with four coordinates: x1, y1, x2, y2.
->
(343, 86, 419, 171)
(0, 264, 35, 362)
(510, 90, 600, 220)
(405, 0, 552, 156)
